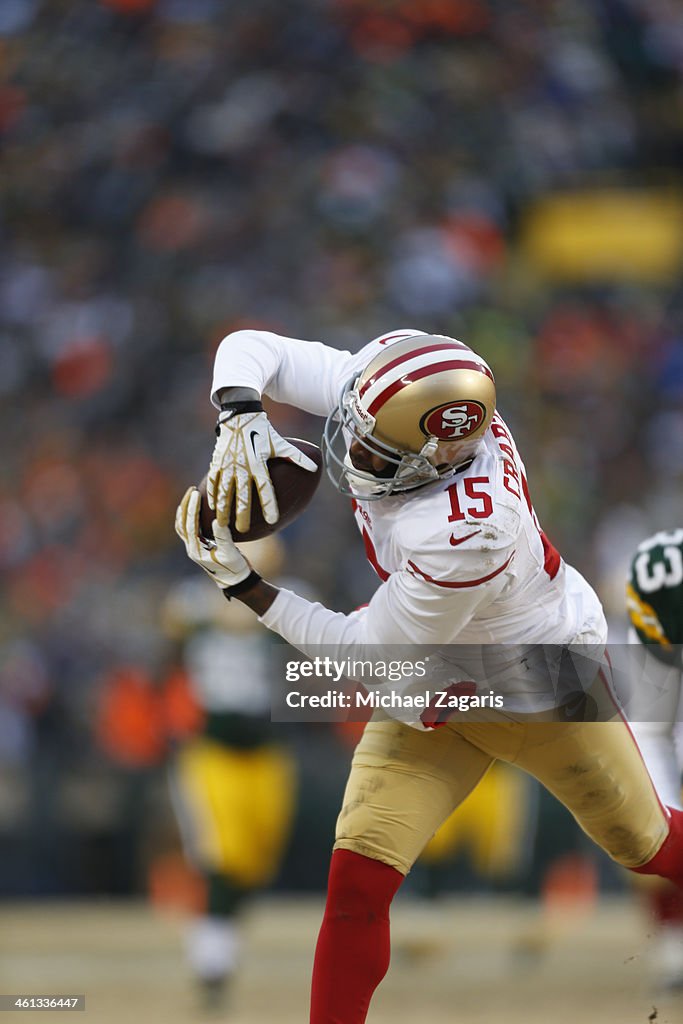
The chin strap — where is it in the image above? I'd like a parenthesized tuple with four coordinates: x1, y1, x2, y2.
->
(438, 456, 476, 478)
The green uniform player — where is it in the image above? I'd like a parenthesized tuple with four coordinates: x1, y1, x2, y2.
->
(628, 528, 683, 667)
(626, 529, 683, 990)
(162, 538, 296, 1012)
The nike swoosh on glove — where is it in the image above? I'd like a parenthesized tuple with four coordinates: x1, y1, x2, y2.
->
(208, 411, 317, 532)
(175, 486, 252, 588)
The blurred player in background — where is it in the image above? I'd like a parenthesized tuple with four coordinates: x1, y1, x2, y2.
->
(176, 327, 683, 1024)
(418, 762, 529, 892)
(625, 529, 683, 990)
(161, 537, 296, 1012)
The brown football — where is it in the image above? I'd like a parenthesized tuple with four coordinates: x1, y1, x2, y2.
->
(197, 437, 323, 542)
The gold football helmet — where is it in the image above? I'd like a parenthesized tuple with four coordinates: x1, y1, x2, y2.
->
(323, 334, 496, 498)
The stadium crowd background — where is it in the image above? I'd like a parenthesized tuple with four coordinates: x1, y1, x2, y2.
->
(1, 0, 683, 897)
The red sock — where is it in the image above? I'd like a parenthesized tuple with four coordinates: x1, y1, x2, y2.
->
(648, 883, 683, 925)
(310, 850, 404, 1024)
(632, 807, 683, 890)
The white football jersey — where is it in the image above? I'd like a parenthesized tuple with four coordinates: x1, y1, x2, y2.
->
(212, 329, 608, 722)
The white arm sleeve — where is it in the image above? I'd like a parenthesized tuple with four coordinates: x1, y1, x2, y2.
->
(260, 557, 510, 656)
(211, 329, 355, 417)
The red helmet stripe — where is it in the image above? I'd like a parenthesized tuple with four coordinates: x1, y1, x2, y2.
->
(366, 359, 494, 417)
(377, 331, 420, 346)
(359, 342, 472, 399)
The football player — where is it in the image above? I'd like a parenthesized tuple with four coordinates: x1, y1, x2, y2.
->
(625, 530, 683, 989)
(162, 538, 295, 1011)
(176, 329, 683, 1024)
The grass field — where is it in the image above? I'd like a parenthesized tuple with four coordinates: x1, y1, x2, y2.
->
(0, 896, 681, 1023)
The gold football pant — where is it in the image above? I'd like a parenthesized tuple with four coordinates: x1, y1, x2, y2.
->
(172, 738, 295, 888)
(334, 711, 669, 876)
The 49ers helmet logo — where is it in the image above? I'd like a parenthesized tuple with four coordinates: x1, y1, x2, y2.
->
(420, 400, 486, 441)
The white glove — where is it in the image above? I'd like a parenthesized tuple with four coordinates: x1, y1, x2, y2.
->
(207, 409, 317, 532)
(175, 486, 252, 589)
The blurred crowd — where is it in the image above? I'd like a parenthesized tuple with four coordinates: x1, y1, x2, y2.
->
(2, 0, 683, 894)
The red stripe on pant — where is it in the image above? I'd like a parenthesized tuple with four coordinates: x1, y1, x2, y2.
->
(310, 850, 404, 1024)
(631, 807, 683, 890)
